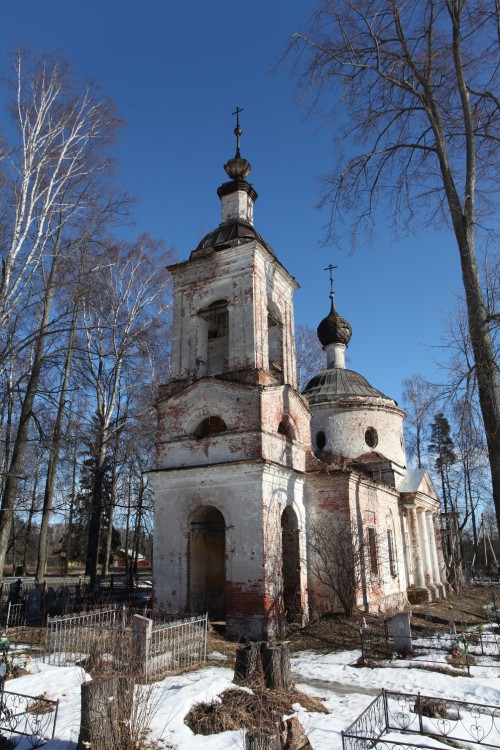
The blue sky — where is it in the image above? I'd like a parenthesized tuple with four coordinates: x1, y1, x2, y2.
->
(1, 1, 465, 407)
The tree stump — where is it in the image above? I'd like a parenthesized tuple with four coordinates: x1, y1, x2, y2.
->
(235, 642, 293, 691)
(262, 643, 292, 691)
(280, 645, 293, 691)
(234, 642, 262, 685)
(78, 675, 135, 750)
(245, 726, 281, 750)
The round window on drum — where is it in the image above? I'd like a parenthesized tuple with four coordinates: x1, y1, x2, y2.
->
(365, 427, 378, 448)
(315, 430, 326, 451)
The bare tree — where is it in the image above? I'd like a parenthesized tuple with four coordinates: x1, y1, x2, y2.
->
(0, 52, 121, 582)
(307, 514, 384, 617)
(295, 323, 326, 392)
(402, 374, 437, 468)
(75, 236, 172, 585)
(0, 52, 118, 367)
(290, 0, 500, 533)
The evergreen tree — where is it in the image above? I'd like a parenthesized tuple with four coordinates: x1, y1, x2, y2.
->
(429, 412, 457, 514)
(69, 458, 121, 567)
(429, 412, 461, 585)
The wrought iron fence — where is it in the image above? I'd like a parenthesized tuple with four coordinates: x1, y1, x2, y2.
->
(43, 606, 122, 667)
(146, 614, 208, 680)
(0, 687, 59, 748)
(0, 602, 26, 629)
(342, 689, 500, 750)
(413, 631, 500, 656)
(43, 606, 208, 680)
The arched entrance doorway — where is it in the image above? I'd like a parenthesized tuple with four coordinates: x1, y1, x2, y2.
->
(190, 506, 225, 619)
(281, 506, 302, 622)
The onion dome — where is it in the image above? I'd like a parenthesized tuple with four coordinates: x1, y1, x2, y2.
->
(317, 298, 352, 347)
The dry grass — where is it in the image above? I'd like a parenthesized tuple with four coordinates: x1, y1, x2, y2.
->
(283, 586, 497, 654)
(26, 696, 57, 715)
(445, 652, 477, 669)
(185, 687, 327, 736)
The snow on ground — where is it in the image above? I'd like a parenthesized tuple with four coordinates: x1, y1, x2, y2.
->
(3, 641, 500, 749)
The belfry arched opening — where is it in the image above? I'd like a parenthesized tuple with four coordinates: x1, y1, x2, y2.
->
(189, 506, 225, 620)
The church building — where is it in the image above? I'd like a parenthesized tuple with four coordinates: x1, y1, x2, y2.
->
(151, 120, 448, 640)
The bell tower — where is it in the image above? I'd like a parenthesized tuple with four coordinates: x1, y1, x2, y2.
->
(151, 113, 311, 639)
(168, 111, 298, 389)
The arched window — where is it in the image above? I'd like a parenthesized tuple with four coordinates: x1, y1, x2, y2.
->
(281, 506, 302, 621)
(267, 301, 283, 377)
(386, 513, 398, 577)
(278, 417, 295, 441)
(194, 416, 227, 439)
(198, 300, 228, 375)
(367, 527, 378, 575)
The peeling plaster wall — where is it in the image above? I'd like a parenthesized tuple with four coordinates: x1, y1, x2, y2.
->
(151, 461, 307, 640)
(155, 380, 310, 473)
(310, 398, 406, 467)
(305, 470, 408, 617)
(347, 474, 408, 612)
(169, 243, 298, 386)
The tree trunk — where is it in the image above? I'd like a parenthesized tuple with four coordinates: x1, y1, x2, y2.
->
(0, 253, 58, 584)
(124, 468, 132, 576)
(261, 643, 292, 691)
(78, 675, 134, 750)
(456, 239, 500, 497)
(85, 432, 107, 586)
(132, 477, 145, 575)
(22, 466, 38, 572)
(102, 417, 121, 577)
(234, 642, 262, 685)
(64, 435, 78, 575)
(436, 6, 500, 536)
(0, 368, 14, 499)
(36, 299, 78, 581)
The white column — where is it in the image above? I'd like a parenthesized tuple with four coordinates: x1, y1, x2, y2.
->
(417, 508, 437, 598)
(433, 514, 448, 587)
(407, 506, 425, 588)
(426, 511, 446, 598)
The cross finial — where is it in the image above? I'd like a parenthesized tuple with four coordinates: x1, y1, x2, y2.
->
(324, 263, 338, 302)
(231, 106, 244, 157)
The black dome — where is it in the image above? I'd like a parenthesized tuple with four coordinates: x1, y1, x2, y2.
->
(191, 219, 275, 259)
(317, 301, 352, 347)
(303, 368, 391, 405)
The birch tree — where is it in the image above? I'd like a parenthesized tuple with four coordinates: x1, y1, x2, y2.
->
(290, 0, 500, 532)
(402, 374, 437, 469)
(75, 236, 172, 585)
(0, 52, 118, 368)
(0, 52, 121, 582)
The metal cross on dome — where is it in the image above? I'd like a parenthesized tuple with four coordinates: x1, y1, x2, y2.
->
(324, 263, 338, 299)
(231, 106, 244, 157)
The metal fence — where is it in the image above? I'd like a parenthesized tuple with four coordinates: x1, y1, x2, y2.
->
(43, 606, 208, 680)
(0, 687, 59, 748)
(358, 621, 500, 673)
(0, 602, 26, 629)
(146, 614, 208, 679)
(342, 689, 500, 750)
(43, 606, 122, 667)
